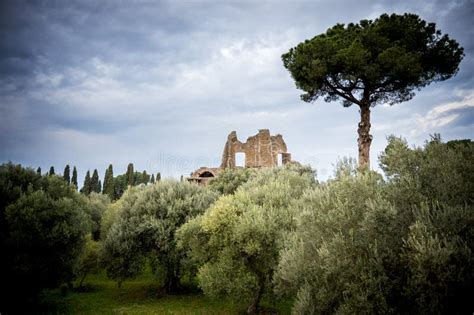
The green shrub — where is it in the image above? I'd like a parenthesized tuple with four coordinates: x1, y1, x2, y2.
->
(76, 236, 101, 288)
(2, 171, 89, 309)
(84, 192, 110, 240)
(380, 135, 474, 207)
(380, 136, 474, 313)
(275, 167, 395, 314)
(402, 203, 473, 314)
(208, 167, 257, 195)
(178, 164, 316, 314)
(101, 180, 218, 291)
(275, 137, 473, 314)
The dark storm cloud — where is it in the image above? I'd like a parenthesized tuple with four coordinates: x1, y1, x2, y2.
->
(0, 1, 190, 86)
(0, 0, 472, 180)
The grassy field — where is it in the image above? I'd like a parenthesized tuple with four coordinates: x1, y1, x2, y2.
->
(40, 270, 292, 315)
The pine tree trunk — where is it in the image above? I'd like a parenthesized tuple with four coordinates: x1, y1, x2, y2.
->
(357, 105, 372, 169)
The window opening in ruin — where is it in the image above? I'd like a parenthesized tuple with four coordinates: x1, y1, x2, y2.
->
(236, 152, 245, 167)
(278, 153, 283, 166)
(199, 171, 214, 178)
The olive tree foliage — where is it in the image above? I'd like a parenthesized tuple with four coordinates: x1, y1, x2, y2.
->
(275, 167, 395, 314)
(379, 136, 474, 314)
(83, 192, 110, 241)
(282, 13, 464, 168)
(177, 164, 316, 314)
(275, 138, 473, 314)
(6, 188, 89, 287)
(75, 235, 101, 289)
(208, 167, 257, 195)
(380, 135, 474, 207)
(101, 180, 218, 291)
(377, 136, 473, 257)
(101, 185, 144, 241)
(100, 184, 158, 288)
(402, 203, 473, 314)
(0, 165, 89, 309)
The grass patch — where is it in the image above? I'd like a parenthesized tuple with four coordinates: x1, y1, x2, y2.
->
(39, 270, 291, 314)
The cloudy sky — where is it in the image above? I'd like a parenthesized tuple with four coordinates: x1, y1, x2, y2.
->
(1, 0, 473, 183)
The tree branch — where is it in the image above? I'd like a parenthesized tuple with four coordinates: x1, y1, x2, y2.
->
(324, 78, 362, 106)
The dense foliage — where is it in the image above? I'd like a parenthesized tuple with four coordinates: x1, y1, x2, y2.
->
(76, 236, 101, 288)
(275, 138, 473, 314)
(380, 136, 474, 314)
(99, 186, 146, 288)
(84, 192, 110, 241)
(178, 164, 316, 313)
(112, 170, 152, 199)
(101, 180, 218, 291)
(0, 165, 90, 310)
(208, 167, 257, 195)
(275, 166, 396, 314)
(380, 135, 473, 207)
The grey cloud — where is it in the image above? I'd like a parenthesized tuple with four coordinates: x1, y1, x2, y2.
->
(0, 0, 472, 180)
(450, 106, 474, 127)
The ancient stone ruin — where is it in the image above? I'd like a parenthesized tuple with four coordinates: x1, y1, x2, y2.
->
(188, 129, 291, 185)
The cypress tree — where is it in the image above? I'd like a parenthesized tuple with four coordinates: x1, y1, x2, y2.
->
(126, 163, 134, 186)
(103, 164, 114, 198)
(49, 166, 55, 176)
(157, 172, 161, 182)
(37, 167, 41, 175)
(83, 171, 91, 195)
(98, 180, 102, 193)
(91, 169, 100, 193)
(63, 165, 70, 183)
(72, 166, 78, 188)
(142, 170, 148, 184)
(150, 174, 155, 184)
(103, 167, 109, 193)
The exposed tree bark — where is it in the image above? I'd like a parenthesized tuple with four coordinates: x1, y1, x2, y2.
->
(247, 273, 265, 314)
(163, 264, 181, 293)
(79, 272, 87, 288)
(164, 275, 181, 293)
(358, 104, 372, 168)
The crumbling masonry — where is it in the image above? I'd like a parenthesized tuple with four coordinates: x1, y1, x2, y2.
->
(188, 129, 291, 185)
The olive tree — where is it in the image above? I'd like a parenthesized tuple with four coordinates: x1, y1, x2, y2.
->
(275, 166, 396, 314)
(283, 13, 464, 168)
(101, 180, 218, 291)
(379, 136, 474, 314)
(208, 167, 257, 195)
(2, 171, 89, 309)
(84, 192, 110, 241)
(76, 236, 100, 289)
(380, 136, 474, 207)
(402, 203, 473, 314)
(178, 164, 316, 314)
(275, 138, 473, 314)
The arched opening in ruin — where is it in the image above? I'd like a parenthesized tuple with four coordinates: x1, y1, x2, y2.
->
(199, 171, 214, 178)
(235, 152, 245, 167)
(278, 153, 283, 166)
